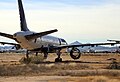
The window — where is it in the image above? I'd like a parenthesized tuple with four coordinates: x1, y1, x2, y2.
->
(61, 39, 66, 42)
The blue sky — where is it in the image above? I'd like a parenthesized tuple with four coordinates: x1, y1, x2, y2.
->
(0, 0, 120, 44)
(0, 0, 106, 5)
(0, 0, 119, 5)
(0, 0, 120, 10)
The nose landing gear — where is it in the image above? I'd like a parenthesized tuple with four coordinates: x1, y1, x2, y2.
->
(55, 58, 62, 62)
(55, 50, 62, 62)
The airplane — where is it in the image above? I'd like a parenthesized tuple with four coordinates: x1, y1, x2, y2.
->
(0, 0, 118, 62)
(107, 39, 120, 52)
(107, 40, 120, 43)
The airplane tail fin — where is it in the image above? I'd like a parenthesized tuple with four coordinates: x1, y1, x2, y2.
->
(18, 0, 29, 31)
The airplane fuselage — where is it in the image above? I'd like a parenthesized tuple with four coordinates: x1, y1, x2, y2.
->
(13, 31, 67, 51)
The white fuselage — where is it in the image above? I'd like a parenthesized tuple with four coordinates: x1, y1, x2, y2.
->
(13, 31, 67, 50)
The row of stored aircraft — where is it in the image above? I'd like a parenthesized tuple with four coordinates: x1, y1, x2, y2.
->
(0, 0, 119, 62)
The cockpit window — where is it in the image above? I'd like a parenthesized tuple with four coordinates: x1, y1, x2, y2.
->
(61, 39, 66, 42)
(59, 38, 67, 45)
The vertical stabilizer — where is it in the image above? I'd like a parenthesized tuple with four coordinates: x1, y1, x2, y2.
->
(18, 0, 29, 31)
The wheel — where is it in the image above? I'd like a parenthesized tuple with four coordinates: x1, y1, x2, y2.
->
(44, 52, 48, 59)
(55, 58, 62, 62)
(70, 48, 81, 59)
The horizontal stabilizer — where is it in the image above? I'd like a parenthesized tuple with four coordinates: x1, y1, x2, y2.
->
(25, 29, 58, 40)
(0, 32, 14, 40)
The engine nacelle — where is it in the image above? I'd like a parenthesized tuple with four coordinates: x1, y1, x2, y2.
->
(15, 45, 21, 50)
(12, 45, 21, 50)
(70, 47, 81, 59)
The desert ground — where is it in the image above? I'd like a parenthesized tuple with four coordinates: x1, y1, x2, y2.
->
(0, 53, 120, 82)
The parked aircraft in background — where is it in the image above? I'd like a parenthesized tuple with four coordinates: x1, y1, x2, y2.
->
(0, 0, 118, 62)
(107, 40, 120, 44)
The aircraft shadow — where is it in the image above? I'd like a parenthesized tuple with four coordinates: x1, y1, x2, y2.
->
(36, 60, 109, 64)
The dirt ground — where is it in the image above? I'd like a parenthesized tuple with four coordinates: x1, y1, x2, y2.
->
(0, 76, 120, 82)
(0, 53, 120, 82)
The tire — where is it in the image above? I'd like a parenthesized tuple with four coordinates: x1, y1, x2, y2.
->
(55, 58, 62, 62)
(70, 48, 81, 59)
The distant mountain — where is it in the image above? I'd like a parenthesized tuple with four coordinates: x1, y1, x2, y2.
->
(70, 41, 82, 45)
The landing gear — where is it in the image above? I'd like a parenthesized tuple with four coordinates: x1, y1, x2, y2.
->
(36, 52, 38, 56)
(44, 52, 48, 59)
(26, 50, 29, 59)
(55, 50, 62, 62)
(22, 50, 31, 64)
(55, 58, 62, 62)
(70, 48, 81, 59)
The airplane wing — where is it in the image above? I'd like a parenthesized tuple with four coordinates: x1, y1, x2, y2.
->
(0, 32, 14, 40)
(0, 42, 19, 46)
(0, 42, 21, 50)
(25, 29, 58, 40)
(53, 42, 117, 49)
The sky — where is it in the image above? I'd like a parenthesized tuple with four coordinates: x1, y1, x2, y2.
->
(0, 0, 120, 44)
